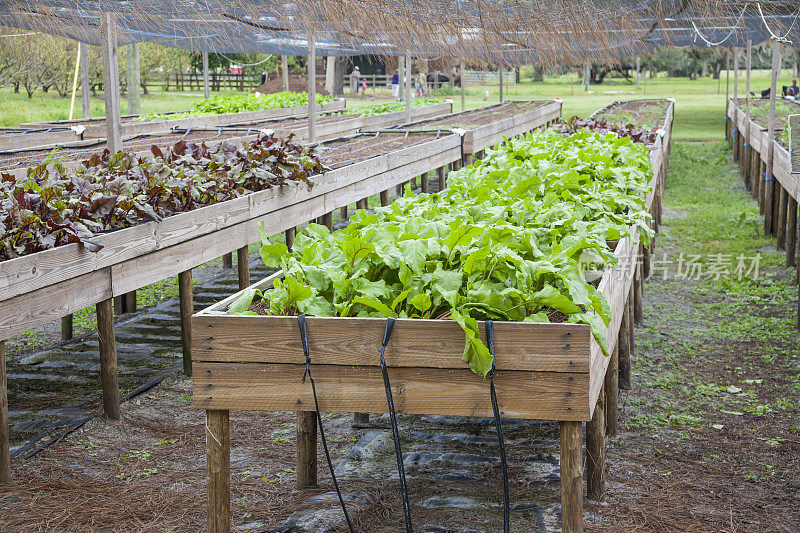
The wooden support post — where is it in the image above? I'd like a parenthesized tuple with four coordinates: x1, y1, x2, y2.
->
(642, 242, 651, 280)
(421, 172, 429, 193)
(628, 284, 635, 367)
(206, 409, 230, 533)
(586, 383, 605, 501)
(559, 421, 584, 533)
(787, 197, 798, 267)
(222, 252, 233, 269)
(126, 43, 141, 115)
(465, 153, 474, 166)
(771, 181, 781, 236)
(635, 56, 640, 89)
(96, 298, 120, 420)
(380, 190, 390, 207)
(0, 341, 9, 483)
(778, 185, 788, 249)
(307, 36, 317, 143)
(99, 12, 122, 154)
(320, 212, 333, 231)
(356, 199, 368, 211)
(353, 413, 369, 425)
(498, 67, 503, 102)
(396, 183, 403, 196)
(286, 227, 296, 251)
(339, 206, 348, 218)
(765, 40, 781, 236)
(438, 166, 446, 191)
(203, 51, 210, 99)
(605, 343, 619, 437)
(80, 42, 90, 119)
(178, 270, 193, 376)
(759, 160, 767, 214)
(744, 39, 752, 189)
(281, 56, 289, 92)
(460, 61, 466, 112)
(634, 255, 643, 324)
(296, 411, 318, 488)
(405, 54, 412, 125)
(124, 291, 136, 313)
(724, 49, 730, 142)
(237, 246, 250, 290)
(733, 48, 739, 161)
(618, 289, 632, 390)
(61, 315, 74, 341)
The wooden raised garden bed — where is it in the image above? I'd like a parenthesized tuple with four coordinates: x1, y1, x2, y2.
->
(18, 99, 347, 139)
(0, 127, 84, 152)
(394, 100, 561, 161)
(189, 99, 675, 533)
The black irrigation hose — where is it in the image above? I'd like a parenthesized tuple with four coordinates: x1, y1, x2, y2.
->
(377, 317, 413, 533)
(485, 320, 510, 533)
(296, 315, 355, 533)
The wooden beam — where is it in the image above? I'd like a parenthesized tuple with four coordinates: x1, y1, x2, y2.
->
(179, 270, 193, 376)
(586, 382, 605, 500)
(96, 298, 120, 420)
(281, 56, 289, 92)
(745, 39, 752, 190)
(285, 227, 296, 251)
(0, 340, 9, 483)
(237, 247, 250, 290)
(99, 12, 122, 154)
(380, 190, 390, 206)
(80, 42, 90, 119)
(203, 51, 210, 100)
(733, 47, 739, 159)
(296, 411, 317, 488)
(353, 412, 369, 424)
(634, 257, 643, 324)
(437, 166, 446, 191)
(356, 199, 368, 211)
(319, 212, 333, 231)
(61, 315, 74, 341)
(765, 40, 781, 236)
(206, 409, 230, 533)
(725, 51, 730, 141)
(499, 67, 503, 103)
(307, 36, 317, 143)
(604, 342, 619, 437)
(560, 420, 584, 532)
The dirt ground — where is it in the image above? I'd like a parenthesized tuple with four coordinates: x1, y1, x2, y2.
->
(1, 141, 798, 532)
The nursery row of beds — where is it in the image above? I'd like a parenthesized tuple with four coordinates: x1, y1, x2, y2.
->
(192, 98, 674, 532)
(0, 99, 562, 490)
(726, 98, 800, 273)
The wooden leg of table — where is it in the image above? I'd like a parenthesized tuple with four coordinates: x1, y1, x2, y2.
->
(437, 166, 445, 191)
(222, 252, 233, 269)
(605, 343, 619, 436)
(353, 412, 369, 424)
(340, 206, 348, 219)
(61, 314, 74, 341)
(124, 290, 136, 313)
(634, 258, 643, 325)
(237, 246, 250, 290)
(759, 161, 766, 215)
(765, 177, 775, 235)
(421, 172, 429, 193)
(618, 289, 632, 391)
(285, 227, 296, 251)
(178, 270, 193, 377)
(642, 242, 652, 280)
(0, 341, 9, 483)
(777, 185, 788, 249)
(96, 298, 120, 420)
(560, 421, 584, 533)
(296, 411, 318, 488)
(787, 197, 798, 267)
(356, 199, 368, 211)
(207, 409, 230, 533)
(587, 383, 605, 501)
(380, 190, 390, 207)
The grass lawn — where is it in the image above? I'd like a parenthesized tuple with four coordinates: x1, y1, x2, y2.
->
(3, 68, 794, 141)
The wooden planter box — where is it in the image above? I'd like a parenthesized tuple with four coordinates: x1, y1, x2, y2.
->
(20, 100, 347, 139)
(0, 129, 84, 152)
(396, 100, 561, 156)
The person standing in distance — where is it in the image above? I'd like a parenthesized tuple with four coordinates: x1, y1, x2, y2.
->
(391, 70, 400, 99)
(351, 66, 361, 95)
